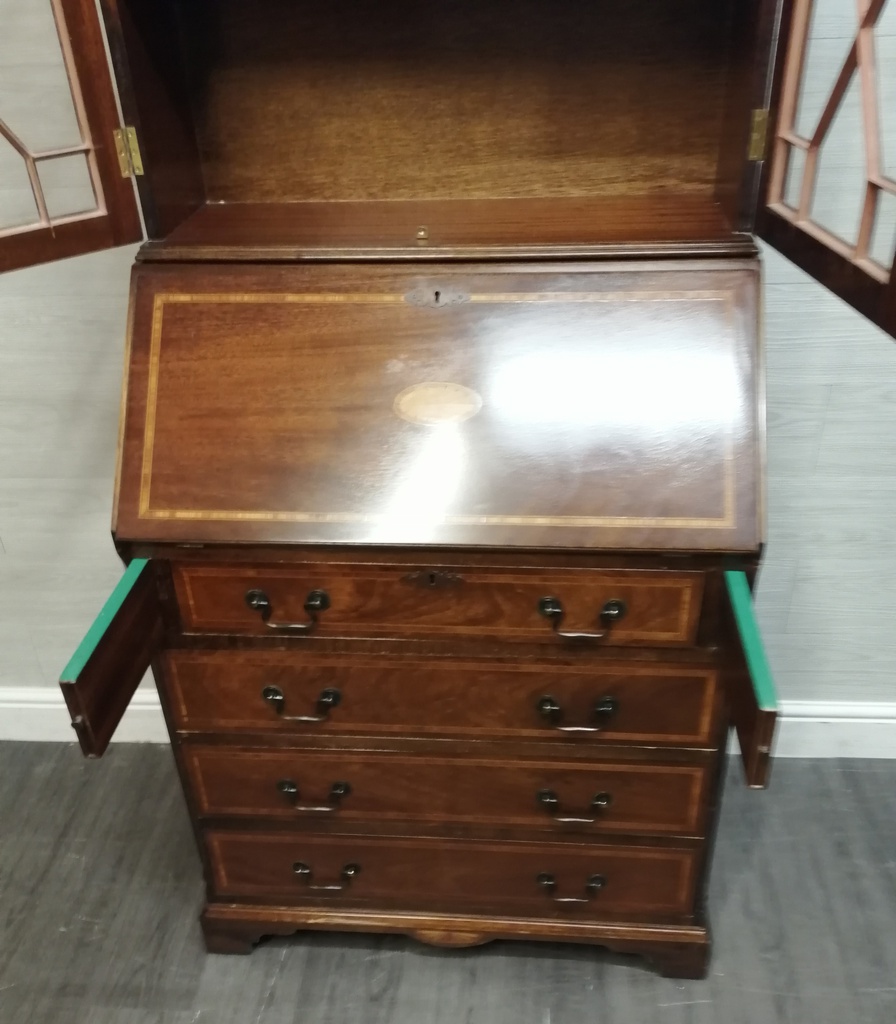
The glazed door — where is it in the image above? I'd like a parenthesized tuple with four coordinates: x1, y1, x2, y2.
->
(0, 0, 142, 273)
(758, 0, 896, 336)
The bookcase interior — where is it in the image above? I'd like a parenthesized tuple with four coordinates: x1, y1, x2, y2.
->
(120, 0, 755, 254)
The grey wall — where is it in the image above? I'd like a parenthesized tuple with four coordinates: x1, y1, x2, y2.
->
(0, 245, 139, 691)
(759, 243, 896, 704)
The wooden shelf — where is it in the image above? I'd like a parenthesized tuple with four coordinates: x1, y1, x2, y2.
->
(143, 196, 741, 261)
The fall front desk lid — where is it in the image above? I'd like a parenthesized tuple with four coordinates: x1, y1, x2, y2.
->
(115, 261, 761, 552)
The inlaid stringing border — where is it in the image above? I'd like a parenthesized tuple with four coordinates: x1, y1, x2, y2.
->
(176, 565, 701, 643)
(137, 291, 739, 531)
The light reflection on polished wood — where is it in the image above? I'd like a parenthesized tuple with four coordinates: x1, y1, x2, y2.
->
(139, 290, 736, 529)
(117, 261, 759, 552)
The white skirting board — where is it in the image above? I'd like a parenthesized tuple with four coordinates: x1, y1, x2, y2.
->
(0, 688, 895, 756)
(768, 702, 896, 759)
(0, 687, 170, 744)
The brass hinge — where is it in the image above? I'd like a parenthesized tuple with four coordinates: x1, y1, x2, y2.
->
(113, 126, 144, 178)
(747, 109, 769, 162)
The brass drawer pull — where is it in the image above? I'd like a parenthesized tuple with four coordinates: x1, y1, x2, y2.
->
(277, 779, 351, 813)
(536, 872, 606, 905)
(245, 588, 330, 632)
(537, 597, 626, 641)
(536, 789, 612, 824)
(536, 694, 618, 733)
(261, 684, 341, 722)
(292, 861, 360, 892)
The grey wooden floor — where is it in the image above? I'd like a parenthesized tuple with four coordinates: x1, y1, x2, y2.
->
(1, 744, 895, 1024)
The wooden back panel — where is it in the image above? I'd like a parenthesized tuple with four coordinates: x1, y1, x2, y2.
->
(185, 0, 734, 204)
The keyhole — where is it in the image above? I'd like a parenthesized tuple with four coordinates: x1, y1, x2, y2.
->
(434, 290, 441, 305)
(428, 572, 437, 587)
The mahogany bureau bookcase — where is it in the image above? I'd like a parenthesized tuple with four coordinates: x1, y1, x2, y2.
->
(1, 0, 893, 980)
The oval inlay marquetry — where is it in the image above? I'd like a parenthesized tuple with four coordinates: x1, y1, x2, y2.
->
(393, 382, 482, 425)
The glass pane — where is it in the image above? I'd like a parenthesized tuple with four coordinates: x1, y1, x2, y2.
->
(783, 145, 807, 210)
(869, 189, 896, 270)
(807, 0, 860, 39)
(0, 0, 84, 151)
(0, 136, 40, 229)
(810, 74, 866, 246)
(38, 152, 98, 220)
(875, 0, 896, 176)
(793, 0, 858, 140)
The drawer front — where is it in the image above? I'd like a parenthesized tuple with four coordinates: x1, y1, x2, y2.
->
(185, 748, 709, 836)
(165, 651, 719, 746)
(206, 830, 699, 918)
(173, 564, 703, 647)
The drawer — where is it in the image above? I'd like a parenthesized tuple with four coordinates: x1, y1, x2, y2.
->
(172, 564, 703, 647)
(205, 830, 699, 919)
(184, 747, 710, 836)
(165, 651, 719, 746)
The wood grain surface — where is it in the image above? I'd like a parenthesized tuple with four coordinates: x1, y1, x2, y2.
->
(189, 0, 733, 205)
(172, 563, 703, 646)
(183, 746, 710, 836)
(164, 649, 720, 746)
(204, 829, 699, 918)
(91, 0, 770, 253)
(59, 559, 162, 756)
(116, 260, 762, 552)
(153, 196, 738, 257)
